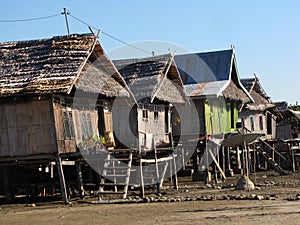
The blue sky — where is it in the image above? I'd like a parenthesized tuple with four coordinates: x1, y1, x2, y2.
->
(1, 0, 300, 104)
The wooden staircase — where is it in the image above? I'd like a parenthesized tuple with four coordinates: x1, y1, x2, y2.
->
(98, 152, 133, 200)
(240, 127, 288, 175)
(254, 143, 288, 175)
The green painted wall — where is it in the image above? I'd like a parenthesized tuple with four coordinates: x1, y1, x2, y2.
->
(205, 99, 238, 136)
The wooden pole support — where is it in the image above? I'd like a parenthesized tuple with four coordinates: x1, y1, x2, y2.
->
(55, 155, 69, 204)
(76, 161, 85, 199)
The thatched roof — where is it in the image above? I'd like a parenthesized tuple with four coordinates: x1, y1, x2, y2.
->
(113, 54, 185, 104)
(0, 34, 128, 98)
(223, 80, 251, 103)
(175, 49, 253, 103)
(241, 77, 275, 111)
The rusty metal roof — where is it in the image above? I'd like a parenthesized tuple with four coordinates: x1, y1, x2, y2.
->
(184, 81, 227, 97)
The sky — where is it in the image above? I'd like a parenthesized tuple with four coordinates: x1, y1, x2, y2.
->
(0, 0, 300, 105)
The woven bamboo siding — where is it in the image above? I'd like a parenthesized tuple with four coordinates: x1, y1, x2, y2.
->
(0, 99, 56, 157)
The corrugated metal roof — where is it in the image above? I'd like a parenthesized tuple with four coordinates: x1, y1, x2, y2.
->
(184, 81, 228, 97)
(175, 49, 233, 85)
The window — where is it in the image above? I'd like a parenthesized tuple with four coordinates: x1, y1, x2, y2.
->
(63, 111, 75, 139)
(81, 112, 93, 139)
(250, 116, 255, 131)
(259, 116, 264, 130)
(142, 104, 148, 121)
(154, 105, 159, 121)
(267, 113, 272, 135)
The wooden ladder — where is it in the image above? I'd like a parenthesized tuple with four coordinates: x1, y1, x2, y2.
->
(98, 152, 133, 200)
(139, 141, 178, 198)
(254, 144, 288, 175)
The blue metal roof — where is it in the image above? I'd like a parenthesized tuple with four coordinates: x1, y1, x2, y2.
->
(174, 49, 233, 85)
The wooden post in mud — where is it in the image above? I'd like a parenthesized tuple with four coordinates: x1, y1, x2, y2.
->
(76, 161, 85, 199)
(236, 146, 242, 173)
(2, 166, 13, 203)
(55, 155, 69, 204)
(139, 158, 145, 198)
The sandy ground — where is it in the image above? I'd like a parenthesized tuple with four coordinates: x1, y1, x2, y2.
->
(0, 200, 300, 225)
(1, 171, 300, 225)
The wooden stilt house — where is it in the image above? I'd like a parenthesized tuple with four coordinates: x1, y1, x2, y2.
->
(175, 49, 253, 180)
(0, 33, 130, 202)
(113, 54, 186, 149)
(104, 54, 186, 198)
(175, 49, 252, 138)
(239, 76, 288, 175)
(240, 75, 280, 139)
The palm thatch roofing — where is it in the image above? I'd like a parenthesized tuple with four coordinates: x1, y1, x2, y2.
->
(175, 49, 252, 103)
(0, 33, 129, 99)
(113, 54, 186, 104)
(241, 77, 275, 111)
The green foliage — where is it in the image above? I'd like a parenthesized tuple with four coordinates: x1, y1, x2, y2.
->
(290, 101, 300, 111)
(280, 102, 300, 128)
(78, 134, 106, 149)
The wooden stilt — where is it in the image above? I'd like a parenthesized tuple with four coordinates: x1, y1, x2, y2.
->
(291, 147, 296, 173)
(75, 161, 85, 199)
(222, 146, 226, 173)
(172, 154, 178, 190)
(237, 147, 242, 171)
(169, 155, 173, 183)
(55, 155, 69, 204)
(159, 162, 169, 190)
(139, 158, 145, 198)
(169, 132, 178, 190)
(3, 166, 12, 203)
(209, 149, 226, 180)
(225, 147, 232, 176)
(154, 142, 161, 194)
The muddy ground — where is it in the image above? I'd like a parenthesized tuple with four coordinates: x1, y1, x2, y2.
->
(1, 171, 300, 225)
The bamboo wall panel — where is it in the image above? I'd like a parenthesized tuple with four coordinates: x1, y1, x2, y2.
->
(0, 99, 56, 157)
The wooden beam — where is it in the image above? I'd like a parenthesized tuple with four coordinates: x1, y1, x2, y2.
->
(172, 154, 178, 190)
(150, 52, 176, 103)
(55, 155, 69, 204)
(208, 149, 226, 180)
(139, 159, 145, 198)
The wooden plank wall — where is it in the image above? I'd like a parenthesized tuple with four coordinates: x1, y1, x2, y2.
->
(112, 102, 138, 148)
(138, 104, 167, 146)
(0, 99, 56, 157)
(240, 110, 277, 139)
(53, 101, 99, 154)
